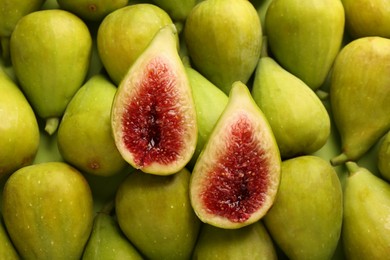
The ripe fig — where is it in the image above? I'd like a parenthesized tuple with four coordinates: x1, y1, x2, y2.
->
(265, 0, 345, 90)
(2, 162, 94, 260)
(192, 221, 277, 259)
(10, 9, 92, 135)
(57, 74, 128, 177)
(330, 37, 390, 166)
(115, 168, 201, 260)
(342, 161, 390, 259)
(263, 155, 343, 260)
(111, 24, 197, 175)
(252, 56, 330, 159)
(184, 0, 262, 94)
(0, 213, 19, 260)
(97, 4, 174, 85)
(0, 67, 40, 179)
(151, 0, 196, 21)
(378, 131, 390, 181)
(190, 81, 281, 229)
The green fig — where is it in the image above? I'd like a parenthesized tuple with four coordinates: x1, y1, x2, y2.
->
(265, 0, 345, 90)
(252, 56, 331, 159)
(184, 0, 262, 94)
(330, 37, 390, 166)
(0, 213, 19, 260)
(192, 221, 277, 260)
(190, 81, 281, 229)
(57, 74, 128, 177)
(115, 168, 201, 260)
(341, 0, 390, 39)
(342, 161, 390, 259)
(151, 0, 196, 21)
(263, 155, 343, 260)
(97, 4, 174, 85)
(378, 131, 390, 181)
(185, 66, 228, 168)
(111, 24, 197, 175)
(2, 162, 94, 260)
(0, 67, 40, 179)
(10, 9, 92, 135)
(57, 0, 129, 21)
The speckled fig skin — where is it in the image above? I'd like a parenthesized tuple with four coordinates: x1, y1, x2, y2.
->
(252, 56, 330, 159)
(0, 68, 40, 179)
(342, 162, 390, 259)
(192, 221, 277, 260)
(184, 0, 262, 94)
(0, 213, 19, 260)
(330, 37, 390, 166)
(378, 131, 390, 181)
(263, 155, 343, 260)
(265, 0, 345, 90)
(10, 9, 92, 135)
(2, 162, 94, 260)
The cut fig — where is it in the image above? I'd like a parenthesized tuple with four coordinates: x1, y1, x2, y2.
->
(189, 81, 281, 229)
(111, 24, 197, 175)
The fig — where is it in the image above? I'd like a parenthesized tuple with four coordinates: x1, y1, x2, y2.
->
(263, 155, 343, 260)
(57, 0, 129, 22)
(0, 67, 40, 179)
(97, 4, 174, 85)
(341, 0, 390, 39)
(2, 162, 94, 260)
(190, 81, 281, 229)
(184, 0, 262, 94)
(252, 56, 330, 159)
(57, 74, 128, 177)
(185, 66, 228, 168)
(378, 131, 390, 181)
(10, 9, 92, 135)
(0, 213, 19, 260)
(342, 161, 390, 259)
(151, 0, 196, 21)
(265, 0, 345, 90)
(330, 37, 390, 166)
(115, 168, 201, 260)
(192, 221, 277, 260)
(111, 24, 197, 175)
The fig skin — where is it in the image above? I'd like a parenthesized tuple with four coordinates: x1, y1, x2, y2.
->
(151, 0, 196, 22)
(0, 68, 40, 180)
(190, 81, 281, 229)
(252, 56, 330, 159)
(57, 74, 128, 177)
(378, 131, 390, 181)
(2, 162, 94, 260)
(342, 162, 390, 259)
(115, 168, 201, 260)
(330, 36, 390, 166)
(263, 155, 343, 260)
(184, 0, 262, 94)
(0, 213, 19, 260)
(10, 9, 92, 135)
(265, 0, 345, 91)
(97, 4, 174, 85)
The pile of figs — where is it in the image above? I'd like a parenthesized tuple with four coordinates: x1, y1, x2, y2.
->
(1, 0, 390, 259)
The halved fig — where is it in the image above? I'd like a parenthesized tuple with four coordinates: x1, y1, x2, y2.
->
(111, 24, 197, 175)
(190, 81, 281, 229)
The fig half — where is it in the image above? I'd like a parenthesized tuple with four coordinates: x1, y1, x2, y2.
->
(190, 81, 281, 229)
(111, 24, 197, 175)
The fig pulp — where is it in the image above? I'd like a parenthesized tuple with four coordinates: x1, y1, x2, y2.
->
(190, 81, 281, 229)
(111, 24, 197, 175)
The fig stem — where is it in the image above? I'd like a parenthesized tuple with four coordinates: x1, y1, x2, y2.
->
(345, 161, 360, 176)
(100, 199, 115, 215)
(44, 117, 60, 135)
(316, 89, 329, 100)
(260, 36, 269, 58)
(330, 153, 349, 166)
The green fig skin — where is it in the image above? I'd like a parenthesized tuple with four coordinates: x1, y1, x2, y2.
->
(0, 213, 20, 260)
(184, 0, 262, 94)
(378, 131, 390, 181)
(57, 74, 128, 177)
(265, 0, 345, 90)
(330, 37, 390, 166)
(252, 56, 331, 159)
(97, 4, 174, 85)
(192, 221, 277, 260)
(341, 0, 390, 39)
(82, 212, 143, 260)
(2, 162, 94, 260)
(152, 0, 196, 21)
(115, 168, 201, 260)
(263, 155, 343, 260)
(342, 162, 390, 259)
(185, 66, 228, 169)
(0, 68, 40, 179)
(10, 9, 92, 135)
